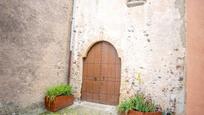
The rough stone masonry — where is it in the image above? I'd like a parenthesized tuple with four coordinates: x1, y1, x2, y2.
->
(70, 0, 185, 115)
(0, 0, 185, 114)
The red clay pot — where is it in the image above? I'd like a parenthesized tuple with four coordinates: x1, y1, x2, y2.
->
(128, 110, 162, 115)
(45, 95, 74, 112)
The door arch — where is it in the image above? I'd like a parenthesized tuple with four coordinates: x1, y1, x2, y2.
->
(81, 41, 121, 105)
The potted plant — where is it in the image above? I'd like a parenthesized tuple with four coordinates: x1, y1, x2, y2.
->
(45, 84, 74, 112)
(118, 93, 162, 115)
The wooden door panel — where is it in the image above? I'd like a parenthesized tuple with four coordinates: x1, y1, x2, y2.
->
(114, 82, 120, 95)
(99, 94, 106, 104)
(101, 42, 117, 63)
(101, 64, 116, 77)
(115, 64, 121, 81)
(87, 64, 94, 77)
(82, 41, 121, 105)
(107, 81, 114, 94)
(93, 81, 100, 94)
(100, 81, 106, 94)
(86, 80, 93, 93)
(93, 43, 102, 64)
(93, 93, 99, 103)
(107, 95, 115, 104)
(86, 93, 92, 101)
(93, 64, 100, 77)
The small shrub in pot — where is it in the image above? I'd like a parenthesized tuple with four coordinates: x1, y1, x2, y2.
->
(45, 84, 74, 112)
(118, 93, 162, 115)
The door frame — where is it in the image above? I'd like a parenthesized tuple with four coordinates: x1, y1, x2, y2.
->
(80, 40, 121, 104)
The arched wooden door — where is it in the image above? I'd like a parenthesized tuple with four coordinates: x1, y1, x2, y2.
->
(81, 41, 121, 105)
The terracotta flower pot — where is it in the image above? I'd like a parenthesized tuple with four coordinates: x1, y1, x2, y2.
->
(128, 110, 162, 115)
(45, 95, 74, 112)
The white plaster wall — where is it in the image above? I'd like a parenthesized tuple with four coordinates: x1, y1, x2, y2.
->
(70, 0, 185, 114)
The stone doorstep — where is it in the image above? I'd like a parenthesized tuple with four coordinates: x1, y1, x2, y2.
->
(70, 101, 118, 114)
(41, 101, 118, 115)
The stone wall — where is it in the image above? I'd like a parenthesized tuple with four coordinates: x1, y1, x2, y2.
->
(0, 0, 72, 114)
(70, 0, 185, 114)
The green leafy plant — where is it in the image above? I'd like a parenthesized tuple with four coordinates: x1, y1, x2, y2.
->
(118, 93, 158, 113)
(132, 94, 156, 112)
(118, 99, 134, 113)
(46, 84, 72, 102)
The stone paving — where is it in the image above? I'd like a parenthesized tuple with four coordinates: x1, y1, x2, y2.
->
(41, 101, 118, 115)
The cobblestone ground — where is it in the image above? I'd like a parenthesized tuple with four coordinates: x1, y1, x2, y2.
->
(40, 102, 118, 115)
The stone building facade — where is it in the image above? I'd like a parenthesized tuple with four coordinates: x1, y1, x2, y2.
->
(0, 0, 186, 114)
(70, 0, 185, 114)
